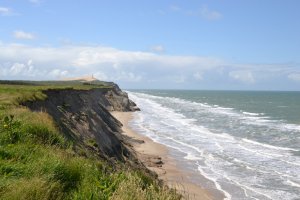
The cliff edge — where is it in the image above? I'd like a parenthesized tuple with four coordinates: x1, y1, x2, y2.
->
(23, 83, 139, 161)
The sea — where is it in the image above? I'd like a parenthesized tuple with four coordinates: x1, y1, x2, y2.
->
(127, 90, 300, 200)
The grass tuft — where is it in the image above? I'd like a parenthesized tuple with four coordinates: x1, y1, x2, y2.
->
(52, 160, 82, 192)
(0, 178, 64, 200)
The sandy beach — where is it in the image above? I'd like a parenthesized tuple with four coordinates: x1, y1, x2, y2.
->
(112, 111, 220, 200)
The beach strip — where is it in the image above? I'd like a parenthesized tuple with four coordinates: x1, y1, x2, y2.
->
(112, 111, 216, 200)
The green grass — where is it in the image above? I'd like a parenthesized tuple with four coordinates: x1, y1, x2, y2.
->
(0, 80, 112, 107)
(0, 81, 180, 200)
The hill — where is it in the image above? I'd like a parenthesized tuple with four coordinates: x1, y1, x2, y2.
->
(0, 80, 180, 200)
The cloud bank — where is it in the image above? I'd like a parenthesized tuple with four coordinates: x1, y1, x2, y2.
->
(0, 43, 299, 89)
(288, 73, 300, 82)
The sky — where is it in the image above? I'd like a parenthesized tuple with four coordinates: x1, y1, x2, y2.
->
(0, 0, 300, 90)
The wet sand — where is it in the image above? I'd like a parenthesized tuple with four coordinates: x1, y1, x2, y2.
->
(112, 111, 221, 200)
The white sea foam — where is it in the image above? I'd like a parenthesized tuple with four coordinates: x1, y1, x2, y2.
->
(242, 138, 298, 152)
(242, 111, 261, 116)
(184, 153, 202, 160)
(286, 179, 300, 188)
(132, 91, 300, 133)
(197, 165, 232, 200)
(128, 91, 300, 200)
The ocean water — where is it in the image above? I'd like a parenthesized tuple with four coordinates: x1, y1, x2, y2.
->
(127, 90, 300, 200)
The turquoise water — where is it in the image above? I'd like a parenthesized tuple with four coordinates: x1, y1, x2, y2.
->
(127, 90, 300, 200)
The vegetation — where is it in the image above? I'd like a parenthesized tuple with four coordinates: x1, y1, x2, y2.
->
(0, 81, 180, 200)
(0, 80, 112, 107)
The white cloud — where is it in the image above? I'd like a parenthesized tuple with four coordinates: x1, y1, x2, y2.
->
(174, 75, 185, 83)
(10, 63, 27, 75)
(229, 70, 255, 83)
(94, 72, 108, 81)
(49, 69, 68, 78)
(115, 72, 142, 82)
(199, 6, 222, 21)
(151, 45, 165, 53)
(0, 43, 298, 89)
(288, 73, 300, 82)
(193, 72, 203, 80)
(1, 59, 37, 77)
(169, 5, 222, 21)
(13, 31, 36, 40)
(0, 7, 15, 16)
(167, 75, 185, 83)
(0, 43, 223, 83)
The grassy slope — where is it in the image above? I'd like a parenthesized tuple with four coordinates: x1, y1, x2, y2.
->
(0, 81, 180, 200)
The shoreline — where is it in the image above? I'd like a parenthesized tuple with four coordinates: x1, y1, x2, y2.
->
(112, 111, 221, 200)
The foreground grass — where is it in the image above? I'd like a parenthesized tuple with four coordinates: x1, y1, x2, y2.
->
(0, 82, 180, 200)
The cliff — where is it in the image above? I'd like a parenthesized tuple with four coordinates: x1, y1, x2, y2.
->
(23, 84, 139, 161)
(0, 81, 180, 199)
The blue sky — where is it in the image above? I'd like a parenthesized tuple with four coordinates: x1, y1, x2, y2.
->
(0, 0, 300, 90)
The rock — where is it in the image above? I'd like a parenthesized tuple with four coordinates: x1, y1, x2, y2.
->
(23, 85, 138, 161)
(104, 85, 140, 111)
(143, 156, 164, 167)
(132, 106, 141, 111)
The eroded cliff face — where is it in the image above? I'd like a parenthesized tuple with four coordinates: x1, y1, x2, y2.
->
(104, 83, 140, 112)
(24, 86, 138, 161)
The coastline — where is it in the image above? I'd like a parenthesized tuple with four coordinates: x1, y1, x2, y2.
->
(112, 111, 219, 200)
